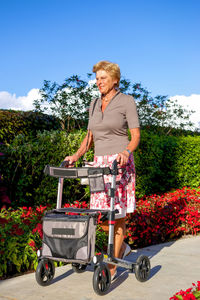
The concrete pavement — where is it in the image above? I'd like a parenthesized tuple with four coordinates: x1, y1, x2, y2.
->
(0, 235, 200, 300)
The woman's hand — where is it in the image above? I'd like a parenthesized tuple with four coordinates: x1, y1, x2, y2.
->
(116, 128, 140, 166)
(63, 154, 79, 167)
(116, 150, 130, 166)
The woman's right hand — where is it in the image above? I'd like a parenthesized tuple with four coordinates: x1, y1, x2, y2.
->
(63, 154, 79, 167)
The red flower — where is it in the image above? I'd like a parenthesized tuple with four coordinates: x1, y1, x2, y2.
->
(22, 219, 31, 226)
(10, 224, 24, 236)
(36, 206, 47, 214)
(32, 223, 43, 239)
(170, 281, 200, 299)
(183, 294, 196, 300)
(28, 240, 36, 250)
(0, 217, 8, 225)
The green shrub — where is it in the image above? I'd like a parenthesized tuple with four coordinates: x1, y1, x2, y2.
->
(134, 131, 200, 198)
(134, 130, 178, 198)
(0, 110, 60, 144)
(175, 136, 200, 187)
(0, 129, 200, 208)
(0, 130, 93, 208)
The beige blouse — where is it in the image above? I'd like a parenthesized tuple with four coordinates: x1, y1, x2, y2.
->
(88, 92, 140, 156)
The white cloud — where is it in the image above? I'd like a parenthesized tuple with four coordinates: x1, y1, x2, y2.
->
(0, 82, 99, 113)
(170, 94, 200, 130)
(0, 89, 41, 111)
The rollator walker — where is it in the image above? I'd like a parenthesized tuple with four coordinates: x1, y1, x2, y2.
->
(35, 160, 151, 295)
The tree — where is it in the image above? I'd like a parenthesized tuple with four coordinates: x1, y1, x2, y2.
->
(120, 79, 195, 135)
(34, 74, 99, 131)
(34, 74, 195, 135)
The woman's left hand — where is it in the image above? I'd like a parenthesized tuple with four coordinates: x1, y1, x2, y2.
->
(116, 151, 130, 166)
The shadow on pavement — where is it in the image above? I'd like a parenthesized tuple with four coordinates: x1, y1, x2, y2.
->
(51, 268, 74, 284)
(49, 239, 174, 292)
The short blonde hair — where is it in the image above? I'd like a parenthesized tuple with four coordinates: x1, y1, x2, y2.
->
(92, 60, 121, 87)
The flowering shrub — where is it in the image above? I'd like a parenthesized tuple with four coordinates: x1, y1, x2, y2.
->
(0, 187, 200, 279)
(0, 205, 47, 278)
(126, 187, 200, 248)
(63, 200, 89, 210)
(0, 201, 94, 278)
(170, 281, 200, 299)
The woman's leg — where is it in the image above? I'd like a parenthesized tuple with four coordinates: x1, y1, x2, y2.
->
(114, 217, 126, 258)
(105, 217, 126, 276)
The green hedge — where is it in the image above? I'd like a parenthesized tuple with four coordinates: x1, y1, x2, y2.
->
(134, 131, 178, 196)
(0, 110, 60, 144)
(175, 136, 200, 187)
(0, 130, 199, 207)
(135, 132, 200, 197)
(0, 130, 94, 208)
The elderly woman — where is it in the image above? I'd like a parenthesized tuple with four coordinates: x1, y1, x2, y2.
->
(64, 60, 140, 279)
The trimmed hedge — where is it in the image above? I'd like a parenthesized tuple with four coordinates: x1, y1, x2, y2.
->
(0, 130, 93, 208)
(134, 131, 178, 196)
(135, 131, 200, 197)
(175, 136, 200, 187)
(0, 110, 60, 144)
(0, 130, 200, 208)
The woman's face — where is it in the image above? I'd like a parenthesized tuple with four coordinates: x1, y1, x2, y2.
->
(96, 70, 117, 95)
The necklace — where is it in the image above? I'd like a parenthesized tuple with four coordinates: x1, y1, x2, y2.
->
(102, 97, 109, 102)
(102, 93, 115, 102)
(102, 90, 118, 103)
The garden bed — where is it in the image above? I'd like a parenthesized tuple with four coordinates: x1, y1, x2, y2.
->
(0, 186, 200, 279)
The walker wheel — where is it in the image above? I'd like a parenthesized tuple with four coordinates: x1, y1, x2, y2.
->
(72, 263, 87, 273)
(35, 259, 55, 286)
(135, 255, 151, 282)
(93, 264, 111, 295)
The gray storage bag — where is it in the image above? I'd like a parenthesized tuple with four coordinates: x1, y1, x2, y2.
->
(42, 213, 96, 263)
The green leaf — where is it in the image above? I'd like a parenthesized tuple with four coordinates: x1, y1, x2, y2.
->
(175, 295, 183, 300)
(193, 291, 200, 298)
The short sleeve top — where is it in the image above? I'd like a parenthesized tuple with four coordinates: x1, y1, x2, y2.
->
(88, 91, 140, 156)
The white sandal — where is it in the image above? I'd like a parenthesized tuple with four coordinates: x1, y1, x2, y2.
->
(122, 243, 131, 259)
(110, 244, 131, 281)
(111, 270, 117, 281)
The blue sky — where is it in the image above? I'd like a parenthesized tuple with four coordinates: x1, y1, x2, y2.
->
(0, 0, 200, 128)
(0, 0, 199, 97)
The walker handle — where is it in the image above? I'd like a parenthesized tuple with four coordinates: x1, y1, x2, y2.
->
(111, 159, 118, 175)
(60, 161, 70, 167)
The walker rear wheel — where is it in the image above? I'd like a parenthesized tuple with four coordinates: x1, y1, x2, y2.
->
(93, 264, 111, 295)
(135, 255, 151, 282)
(72, 263, 87, 273)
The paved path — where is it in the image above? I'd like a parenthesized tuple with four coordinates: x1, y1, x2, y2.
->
(0, 236, 200, 300)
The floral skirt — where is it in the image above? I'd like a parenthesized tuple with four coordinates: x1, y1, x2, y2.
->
(90, 153, 136, 219)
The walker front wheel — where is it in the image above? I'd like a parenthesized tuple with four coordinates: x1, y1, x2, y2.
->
(35, 259, 55, 286)
(135, 255, 151, 282)
(93, 264, 111, 295)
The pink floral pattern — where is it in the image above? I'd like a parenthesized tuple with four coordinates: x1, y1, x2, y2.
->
(90, 153, 136, 216)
